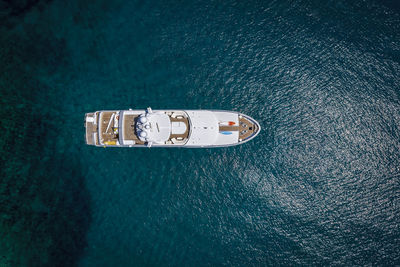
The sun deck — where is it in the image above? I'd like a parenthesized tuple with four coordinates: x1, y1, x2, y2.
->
(120, 111, 190, 146)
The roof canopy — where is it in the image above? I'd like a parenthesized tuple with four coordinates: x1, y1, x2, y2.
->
(136, 112, 171, 143)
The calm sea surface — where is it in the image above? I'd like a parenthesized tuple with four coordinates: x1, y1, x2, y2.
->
(1, 0, 399, 266)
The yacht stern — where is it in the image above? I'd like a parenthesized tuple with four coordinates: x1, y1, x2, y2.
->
(84, 112, 99, 146)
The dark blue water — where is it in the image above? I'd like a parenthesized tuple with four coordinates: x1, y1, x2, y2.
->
(1, 0, 399, 266)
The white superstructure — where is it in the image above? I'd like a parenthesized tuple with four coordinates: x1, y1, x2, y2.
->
(85, 108, 260, 147)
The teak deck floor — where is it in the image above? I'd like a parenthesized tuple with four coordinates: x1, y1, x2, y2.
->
(219, 125, 239, 132)
(239, 116, 258, 140)
(100, 112, 118, 143)
(85, 113, 96, 145)
(169, 116, 190, 140)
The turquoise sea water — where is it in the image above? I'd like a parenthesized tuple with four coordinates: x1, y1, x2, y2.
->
(1, 0, 400, 266)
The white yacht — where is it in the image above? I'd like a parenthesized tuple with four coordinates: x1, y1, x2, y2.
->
(85, 108, 260, 147)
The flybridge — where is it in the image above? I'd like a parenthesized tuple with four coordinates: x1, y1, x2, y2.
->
(85, 108, 260, 148)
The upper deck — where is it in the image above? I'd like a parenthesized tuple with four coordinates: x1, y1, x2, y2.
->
(118, 110, 191, 146)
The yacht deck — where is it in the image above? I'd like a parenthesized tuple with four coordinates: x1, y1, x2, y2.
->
(217, 116, 258, 141)
(87, 110, 259, 147)
(239, 116, 258, 140)
(100, 112, 119, 144)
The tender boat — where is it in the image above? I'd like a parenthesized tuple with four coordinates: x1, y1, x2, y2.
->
(84, 108, 260, 147)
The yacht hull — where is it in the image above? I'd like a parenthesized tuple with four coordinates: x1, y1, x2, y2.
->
(85, 109, 260, 148)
